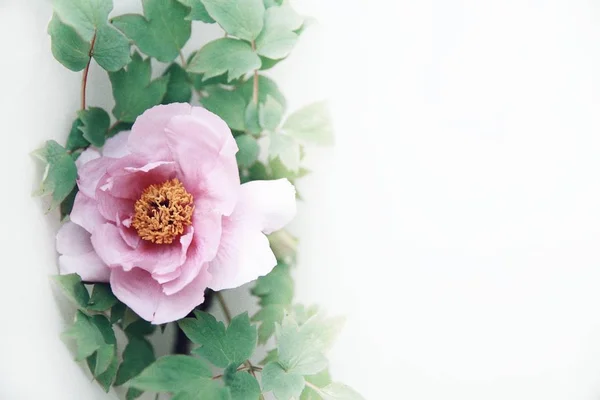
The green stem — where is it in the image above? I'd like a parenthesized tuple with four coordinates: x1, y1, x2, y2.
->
(215, 291, 232, 323)
(81, 32, 97, 110)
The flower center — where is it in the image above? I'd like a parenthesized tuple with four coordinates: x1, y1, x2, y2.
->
(132, 178, 194, 244)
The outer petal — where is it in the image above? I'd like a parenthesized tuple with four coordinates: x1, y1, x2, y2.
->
(234, 179, 297, 234)
(207, 221, 276, 291)
(77, 157, 116, 199)
(75, 147, 101, 169)
(70, 192, 107, 234)
(102, 130, 131, 158)
(128, 103, 191, 159)
(56, 222, 110, 282)
(164, 112, 239, 215)
(110, 266, 211, 324)
(206, 179, 296, 290)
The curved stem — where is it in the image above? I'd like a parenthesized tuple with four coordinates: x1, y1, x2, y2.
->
(215, 291, 232, 323)
(304, 381, 324, 395)
(81, 32, 97, 110)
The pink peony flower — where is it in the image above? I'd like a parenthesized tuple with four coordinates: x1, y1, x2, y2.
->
(56, 104, 296, 324)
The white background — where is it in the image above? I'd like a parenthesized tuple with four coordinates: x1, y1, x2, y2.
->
(3, 0, 600, 399)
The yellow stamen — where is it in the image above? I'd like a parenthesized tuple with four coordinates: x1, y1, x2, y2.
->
(132, 178, 194, 244)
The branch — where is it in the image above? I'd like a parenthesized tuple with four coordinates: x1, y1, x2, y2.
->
(81, 32, 97, 110)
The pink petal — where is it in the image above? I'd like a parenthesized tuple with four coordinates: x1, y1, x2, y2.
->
(75, 147, 101, 169)
(102, 130, 131, 158)
(164, 113, 239, 216)
(56, 222, 110, 282)
(110, 266, 211, 324)
(57, 221, 93, 255)
(91, 223, 192, 274)
(70, 193, 106, 234)
(91, 223, 140, 270)
(161, 212, 221, 295)
(234, 179, 297, 234)
(208, 221, 277, 291)
(109, 161, 177, 200)
(95, 182, 135, 222)
(59, 252, 110, 283)
(77, 157, 116, 199)
(128, 103, 192, 159)
(109, 267, 161, 322)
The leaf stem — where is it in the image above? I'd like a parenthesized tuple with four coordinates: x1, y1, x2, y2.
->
(251, 41, 259, 104)
(179, 50, 187, 68)
(81, 32, 97, 110)
(215, 291, 232, 323)
(212, 365, 262, 380)
(304, 381, 324, 395)
(215, 291, 263, 398)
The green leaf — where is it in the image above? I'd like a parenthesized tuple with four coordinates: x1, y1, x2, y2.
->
(235, 135, 260, 168)
(93, 24, 132, 71)
(65, 118, 89, 152)
(33, 140, 77, 209)
(244, 102, 262, 136)
(252, 304, 285, 344)
(51, 1, 130, 72)
(126, 387, 144, 400)
(275, 314, 343, 376)
(110, 302, 126, 324)
(260, 349, 278, 365)
(115, 336, 155, 385)
(109, 52, 169, 123)
(172, 381, 231, 400)
(202, 0, 265, 41)
(255, 4, 303, 59)
(239, 75, 286, 111)
(283, 102, 334, 146)
(251, 263, 294, 307)
(179, 311, 257, 368)
(53, 0, 112, 42)
(291, 304, 319, 326)
(177, 0, 215, 22)
(93, 343, 116, 376)
(300, 370, 332, 400)
(129, 355, 212, 392)
(262, 361, 305, 400)
(60, 186, 78, 219)
(112, 0, 191, 62)
(107, 121, 134, 138)
(48, 14, 89, 71)
(269, 133, 300, 172)
(201, 87, 247, 131)
(224, 365, 261, 400)
(259, 95, 284, 130)
(320, 383, 365, 400)
(263, 0, 284, 7)
(187, 38, 261, 82)
(259, 55, 284, 71)
(163, 63, 193, 104)
(63, 312, 116, 363)
(125, 316, 157, 337)
(77, 107, 109, 147)
(88, 350, 119, 392)
(52, 274, 89, 308)
(87, 283, 118, 311)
